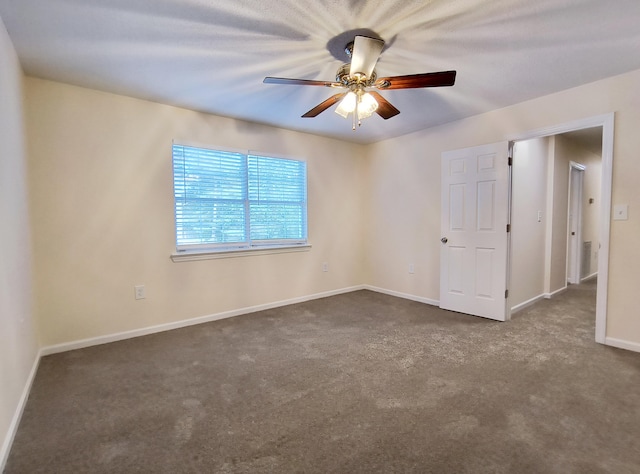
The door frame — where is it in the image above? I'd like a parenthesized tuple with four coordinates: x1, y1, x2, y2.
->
(509, 113, 613, 344)
(567, 162, 586, 285)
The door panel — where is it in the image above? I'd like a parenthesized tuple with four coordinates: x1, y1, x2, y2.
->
(450, 184, 466, 230)
(440, 142, 510, 321)
(477, 181, 496, 230)
(448, 246, 465, 294)
(475, 248, 494, 298)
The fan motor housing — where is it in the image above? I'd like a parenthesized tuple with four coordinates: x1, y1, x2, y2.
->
(336, 63, 377, 87)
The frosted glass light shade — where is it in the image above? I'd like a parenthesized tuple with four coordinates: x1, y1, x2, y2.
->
(357, 92, 379, 119)
(335, 92, 357, 118)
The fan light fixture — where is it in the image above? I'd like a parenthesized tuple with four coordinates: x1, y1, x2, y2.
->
(263, 34, 457, 132)
(334, 92, 356, 118)
(334, 90, 379, 129)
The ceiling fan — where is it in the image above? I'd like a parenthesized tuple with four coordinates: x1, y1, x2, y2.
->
(263, 35, 456, 130)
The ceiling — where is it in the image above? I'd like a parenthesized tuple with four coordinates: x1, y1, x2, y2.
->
(2, 0, 640, 144)
(561, 127, 603, 157)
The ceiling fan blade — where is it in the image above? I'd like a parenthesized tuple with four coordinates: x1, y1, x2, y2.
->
(374, 70, 457, 90)
(350, 36, 384, 78)
(302, 93, 346, 118)
(264, 77, 340, 88)
(368, 91, 400, 120)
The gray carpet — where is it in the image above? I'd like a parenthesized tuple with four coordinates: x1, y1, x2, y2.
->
(6, 283, 640, 473)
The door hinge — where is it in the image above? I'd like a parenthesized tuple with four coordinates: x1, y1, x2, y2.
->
(505, 289, 509, 298)
(508, 156, 513, 166)
(506, 224, 511, 233)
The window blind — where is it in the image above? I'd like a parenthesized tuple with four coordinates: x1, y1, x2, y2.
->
(172, 144, 307, 251)
(248, 155, 307, 243)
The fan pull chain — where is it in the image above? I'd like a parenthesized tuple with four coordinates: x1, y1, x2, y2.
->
(352, 97, 358, 130)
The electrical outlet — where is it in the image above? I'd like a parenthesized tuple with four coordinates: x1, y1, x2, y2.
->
(134, 285, 146, 300)
(322, 262, 329, 272)
(408, 264, 415, 274)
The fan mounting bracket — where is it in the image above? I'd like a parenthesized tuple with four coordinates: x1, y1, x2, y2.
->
(344, 41, 354, 58)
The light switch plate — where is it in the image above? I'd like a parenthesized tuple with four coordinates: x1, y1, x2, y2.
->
(613, 204, 628, 221)
(134, 285, 146, 300)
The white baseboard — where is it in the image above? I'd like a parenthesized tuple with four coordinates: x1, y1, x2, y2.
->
(511, 294, 545, 314)
(40, 285, 367, 356)
(604, 337, 640, 353)
(0, 350, 41, 472)
(364, 285, 439, 306)
(6, 283, 640, 471)
(581, 272, 598, 282)
(544, 285, 567, 299)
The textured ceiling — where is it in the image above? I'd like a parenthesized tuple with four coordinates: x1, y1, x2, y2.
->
(1, 0, 640, 144)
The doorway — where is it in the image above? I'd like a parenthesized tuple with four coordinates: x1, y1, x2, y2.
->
(510, 113, 613, 344)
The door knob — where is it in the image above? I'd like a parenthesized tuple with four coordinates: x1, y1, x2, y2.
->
(441, 237, 448, 244)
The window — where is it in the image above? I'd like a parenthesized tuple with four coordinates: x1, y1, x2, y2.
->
(172, 143, 307, 253)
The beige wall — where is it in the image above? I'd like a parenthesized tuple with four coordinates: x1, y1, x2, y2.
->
(572, 139, 602, 277)
(0, 17, 39, 468)
(363, 137, 441, 300)
(366, 67, 640, 345)
(25, 78, 367, 347)
(511, 138, 549, 308)
(16, 61, 640, 352)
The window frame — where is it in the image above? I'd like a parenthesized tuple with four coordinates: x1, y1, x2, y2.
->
(171, 141, 309, 259)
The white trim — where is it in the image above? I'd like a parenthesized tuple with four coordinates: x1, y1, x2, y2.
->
(364, 285, 439, 306)
(569, 160, 586, 171)
(581, 272, 598, 282)
(171, 244, 311, 262)
(8, 279, 636, 472)
(511, 294, 545, 314)
(595, 114, 614, 344)
(604, 337, 640, 353)
(0, 351, 41, 472)
(543, 137, 555, 295)
(509, 112, 614, 345)
(544, 285, 568, 299)
(7, 276, 634, 471)
(505, 141, 514, 322)
(40, 285, 366, 356)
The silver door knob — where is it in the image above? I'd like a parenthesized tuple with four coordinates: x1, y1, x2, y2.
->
(441, 237, 448, 244)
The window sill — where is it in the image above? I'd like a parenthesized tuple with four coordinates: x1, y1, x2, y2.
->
(170, 244, 312, 262)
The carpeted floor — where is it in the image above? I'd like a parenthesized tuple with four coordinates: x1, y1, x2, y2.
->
(5, 282, 640, 473)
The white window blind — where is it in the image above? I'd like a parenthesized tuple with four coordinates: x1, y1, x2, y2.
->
(173, 144, 307, 251)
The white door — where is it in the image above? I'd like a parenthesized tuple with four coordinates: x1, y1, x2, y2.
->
(567, 164, 584, 284)
(440, 142, 510, 321)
